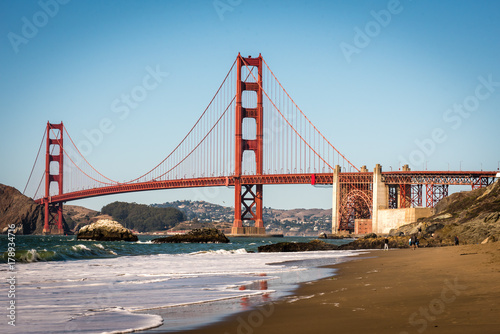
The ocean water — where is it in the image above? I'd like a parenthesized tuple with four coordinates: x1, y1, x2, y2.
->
(1, 235, 361, 333)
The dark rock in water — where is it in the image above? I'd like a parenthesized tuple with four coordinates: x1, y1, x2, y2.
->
(258, 239, 339, 252)
(151, 228, 229, 243)
(76, 219, 138, 241)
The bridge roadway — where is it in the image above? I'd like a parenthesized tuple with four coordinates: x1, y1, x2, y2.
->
(36, 171, 498, 204)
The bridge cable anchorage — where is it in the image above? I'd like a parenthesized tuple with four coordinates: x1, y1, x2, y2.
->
(261, 58, 359, 172)
(121, 58, 238, 184)
(24, 125, 47, 195)
(63, 125, 120, 184)
(241, 58, 357, 173)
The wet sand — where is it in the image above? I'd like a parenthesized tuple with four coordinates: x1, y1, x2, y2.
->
(175, 242, 500, 334)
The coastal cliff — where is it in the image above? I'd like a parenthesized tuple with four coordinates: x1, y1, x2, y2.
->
(260, 180, 500, 252)
(1, 183, 45, 234)
(338, 181, 500, 250)
(389, 180, 500, 244)
(0, 183, 70, 234)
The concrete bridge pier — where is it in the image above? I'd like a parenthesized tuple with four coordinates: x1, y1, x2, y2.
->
(331, 165, 341, 234)
(372, 164, 388, 234)
(331, 163, 434, 236)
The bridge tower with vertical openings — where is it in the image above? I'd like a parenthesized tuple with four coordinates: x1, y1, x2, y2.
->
(43, 122, 65, 234)
(232, 53, 265, 235)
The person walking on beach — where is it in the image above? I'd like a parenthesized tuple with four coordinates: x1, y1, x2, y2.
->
(454, 236, 459, 246)
(411, 235, 417, 250)
(384, 238, 389, 251)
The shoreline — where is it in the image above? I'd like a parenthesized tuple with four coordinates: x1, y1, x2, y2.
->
(141, 249, 362, 333)
(171, 243, 500, 334)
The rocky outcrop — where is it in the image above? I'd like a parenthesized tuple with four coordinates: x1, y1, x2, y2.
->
(76, 219, 138, 241)
(258, 239, 339, 252)
(0, 183, 57, 234)
(151, 228, 229, 243)
(259, 235, 446, 252)
(338, 235, 444, 249)
(389, 180, 500, 245)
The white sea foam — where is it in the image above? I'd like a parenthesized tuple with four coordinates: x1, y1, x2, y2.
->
(5, 249, 362, 333)
(72, 244, 91, 251)
(22, 249, 42, 262)
(189, 248, 248, 255)
(70, 307, 163, 334)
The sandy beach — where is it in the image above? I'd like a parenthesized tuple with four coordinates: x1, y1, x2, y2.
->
(177, 242, 500, 334)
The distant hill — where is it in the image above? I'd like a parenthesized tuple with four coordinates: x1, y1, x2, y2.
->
(153, 200, 333, 236)
(64, 205, 100, 232)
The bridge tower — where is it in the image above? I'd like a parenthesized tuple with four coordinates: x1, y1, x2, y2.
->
(43, 122, 65, 234)
(232, 53, 265, 235)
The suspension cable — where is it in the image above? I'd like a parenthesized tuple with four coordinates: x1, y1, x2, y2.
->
(23, 126, 47, 195)
(153, 95, 236, 180)
(241, 57, 338, 171)
(63, 125, 120, 184)
(123, 58, 238, 184)
(261, 58, 359, 172)
(50, 128, 117, 186)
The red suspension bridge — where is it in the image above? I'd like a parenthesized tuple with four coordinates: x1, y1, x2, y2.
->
(24, 54, 498, 235)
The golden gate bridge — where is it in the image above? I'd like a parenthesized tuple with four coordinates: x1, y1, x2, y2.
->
(23, 54, 498, 235)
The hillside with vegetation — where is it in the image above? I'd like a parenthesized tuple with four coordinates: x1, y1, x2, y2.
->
(63, 205, 100, 232)
(153, 200, 332, 236)
(101, 201, 185, 233)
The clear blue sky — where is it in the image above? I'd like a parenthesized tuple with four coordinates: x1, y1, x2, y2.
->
(1, 0, 499, 211)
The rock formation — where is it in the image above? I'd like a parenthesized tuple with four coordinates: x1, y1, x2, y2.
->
(258, 239, 338, 252)
(0, 183, 69, 234)
(389, 180, 500, 245)
(151, 228, 229, 243)
(76, 219, 138, 241)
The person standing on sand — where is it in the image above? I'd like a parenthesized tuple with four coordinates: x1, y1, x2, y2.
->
(384, 238, 389, 251)
(454, 236, 459, 245)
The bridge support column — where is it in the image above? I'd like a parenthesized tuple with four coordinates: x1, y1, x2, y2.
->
(426, 184, 448, 208)
(331, 165, 341, 234)
(43, 122, 65, 235)
(231, 53, 265, 235)
(398, 164, 412, 208)
(372, 164, 387, 234)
